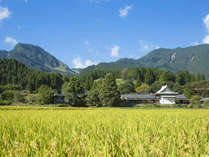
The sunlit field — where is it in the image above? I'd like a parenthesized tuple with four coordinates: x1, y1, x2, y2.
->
(0, 108, 208, 156)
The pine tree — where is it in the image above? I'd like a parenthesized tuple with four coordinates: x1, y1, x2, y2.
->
(144, 69, 155, 85)
(86, 79, 103, 107)
(99, 73, 121, 107)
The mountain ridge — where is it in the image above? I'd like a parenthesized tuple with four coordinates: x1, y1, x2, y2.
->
(83, 44, 209, 77)
(0, 43, 74, 74)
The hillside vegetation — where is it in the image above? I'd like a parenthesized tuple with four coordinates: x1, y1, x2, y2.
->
(0, 59, 208, 107)
(84, 44, 209, 77)
(0, 43, 73, 74)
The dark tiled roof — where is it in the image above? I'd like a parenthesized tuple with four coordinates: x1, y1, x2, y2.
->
(54, 94, 66, 97)
(176, 95, 188, 100)
(200, 98, 209, 102)
(121, 94, 156, 100)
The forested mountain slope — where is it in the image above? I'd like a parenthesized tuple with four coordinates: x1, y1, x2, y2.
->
(84, 44, 209, 77)
(0, 43, 74, 74)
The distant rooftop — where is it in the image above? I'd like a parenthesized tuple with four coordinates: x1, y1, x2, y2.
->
(156, 85, 178, 95)
(200, 98, 209, 102)
(121, 94, 156, 100)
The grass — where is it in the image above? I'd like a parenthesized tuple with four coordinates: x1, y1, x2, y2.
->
(0, 108, 208, 156)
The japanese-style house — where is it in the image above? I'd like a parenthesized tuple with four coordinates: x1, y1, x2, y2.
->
(121, 85, 188, 105)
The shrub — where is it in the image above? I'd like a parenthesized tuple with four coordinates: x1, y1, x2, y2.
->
(0, 100, 12, 106)
(25, 94, 40, 104)
(14, 91, 25, 103)
(118, 80, 135, 94)
(38, 85, 55, 105)
(189, 95, 202, 108)
(1, 90, 14, 101)
(203, 101, 209, 108)
(135, 84, 150, 94)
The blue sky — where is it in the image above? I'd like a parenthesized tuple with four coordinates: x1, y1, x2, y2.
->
(0, 0, 209, 68)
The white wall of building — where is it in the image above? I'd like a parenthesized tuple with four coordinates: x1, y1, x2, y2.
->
(160, 96, 176, 105)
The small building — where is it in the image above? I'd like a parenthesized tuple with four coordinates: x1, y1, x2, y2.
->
(176, 95, 189, 104)
(155, 85, 179, 105)
(54, 94, 66, 104)
(121, 85, 188, 105)
(200, 98, 209, 103)
(121, 94, 157, 105)
(155, 85, 189, 105)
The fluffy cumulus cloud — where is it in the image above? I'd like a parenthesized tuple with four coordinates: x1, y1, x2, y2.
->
(0, 6, 10, 22)
(119, 5, 132, 17)
(111, 45, 120, 57)
(203, 14, 209, 44)
(72, 57, 97, 68)
(4, 37, 18, 45)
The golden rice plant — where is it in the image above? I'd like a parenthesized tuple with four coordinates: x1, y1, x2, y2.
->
(0, 109, 208, 156)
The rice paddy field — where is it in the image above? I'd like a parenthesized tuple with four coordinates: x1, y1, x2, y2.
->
(0, 108, 209, 156)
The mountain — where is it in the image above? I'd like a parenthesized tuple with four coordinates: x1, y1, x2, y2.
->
(0, 43, 74, 74)
(84, 44, 209, 77)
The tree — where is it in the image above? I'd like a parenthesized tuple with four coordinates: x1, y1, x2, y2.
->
(189, 95, 202, 108)
(118, 80, 135, 94)
(38, 85, 55, 104)
(1, 90, 14, 101)
(135, 84, 150, 94)
(150, 81, 166, 93)
(203, 101, 209, 108)
(62, 77, 85, 106)
(176, 72, 186, 85)
(144, 69, 155, 85)
(183, 87, 193, 98)
(99, 73, 121, 107)
(120, 68, 129, 80)
(86, 79, 103, 107)
(84, 76, 94, 91)
(159, 71, 175, 82)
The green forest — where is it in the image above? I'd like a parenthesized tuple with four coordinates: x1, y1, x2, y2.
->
(0, 58, 208, 107)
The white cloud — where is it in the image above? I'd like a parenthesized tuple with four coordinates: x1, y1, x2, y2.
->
(138, 40, 159, 52)
(119, 5, 132, 17)
(4, 37, 18, 45)
(203, 35, 209, 44)
(155, 46, 160, 49)
(191, 41, 200, 46)
(139, 40, 150, 51)
(72, 57, 97, 68)
(0, 6, 10, 21)
(203, 14, 209, 44)
(203, 14, 209, 33)
(111, 45, 120, 57)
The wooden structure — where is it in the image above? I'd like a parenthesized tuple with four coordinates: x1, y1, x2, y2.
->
(121, 94, 157, 105)
(54, 94, 66, 104)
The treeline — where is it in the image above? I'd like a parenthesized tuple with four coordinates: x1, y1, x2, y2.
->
(0, 59, 208, 106)
(0, 59, 64, 92)
(79, 67, 206, 94)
